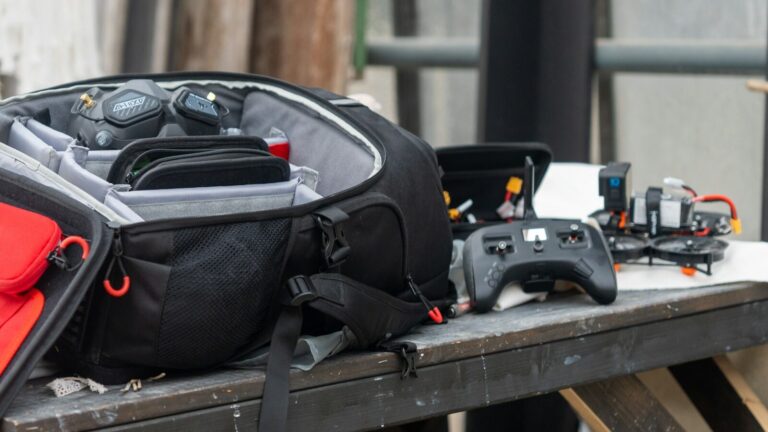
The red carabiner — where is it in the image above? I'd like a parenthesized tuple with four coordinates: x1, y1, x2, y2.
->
(59, 235, 90, 260)
(104, 277, 131, 297)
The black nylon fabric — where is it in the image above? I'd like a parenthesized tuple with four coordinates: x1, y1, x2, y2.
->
(312, 98, 452, 300)
(1, 74, 453, 386)
(88, 218, 293, 371)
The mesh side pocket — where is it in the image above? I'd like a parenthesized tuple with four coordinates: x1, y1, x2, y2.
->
(156, 218, 291, 368)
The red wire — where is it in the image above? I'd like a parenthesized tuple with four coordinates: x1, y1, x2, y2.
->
(682, 185, 698, 197)
(692, 194, 738, 219)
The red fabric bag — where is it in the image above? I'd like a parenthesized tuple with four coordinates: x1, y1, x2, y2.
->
(0, 202, 89, 374)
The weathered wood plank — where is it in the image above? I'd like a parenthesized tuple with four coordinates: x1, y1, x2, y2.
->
(5, 284, 768, 431)
(562, 375, 683, 431)
(669, 356, 768, 431)
(9, 289, 767, 432)
(713, 355, 768, 429)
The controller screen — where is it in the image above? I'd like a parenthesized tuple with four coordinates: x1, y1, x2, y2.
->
(522, 228, 547, 242)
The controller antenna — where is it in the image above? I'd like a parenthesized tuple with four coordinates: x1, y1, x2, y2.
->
(523, 156, 537, 220)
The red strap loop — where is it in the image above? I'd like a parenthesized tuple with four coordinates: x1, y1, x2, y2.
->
(103, 276, 131, 297)
(59, 236, 90, 260)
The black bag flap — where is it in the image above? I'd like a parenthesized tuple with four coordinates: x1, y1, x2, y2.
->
(106, 135, 269, 184)
(0, 167, 112, 417)
(131, 149, 290, 190)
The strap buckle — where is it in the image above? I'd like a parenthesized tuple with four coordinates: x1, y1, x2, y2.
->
(380, 341, 419, 379)
(314, 207, 351, 269)
(287, 275, 317, 306)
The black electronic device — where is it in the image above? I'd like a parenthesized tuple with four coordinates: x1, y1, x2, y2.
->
(463, 157, 617, 312)
(651, 236, 728, 275)
(68, 80, 226, 149)
(606, 233, 650, 263)
(629, 186, 694, 237)
(599, 162, 631, 212)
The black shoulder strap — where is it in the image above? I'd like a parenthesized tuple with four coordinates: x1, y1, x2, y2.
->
(257, 273, 432, 431)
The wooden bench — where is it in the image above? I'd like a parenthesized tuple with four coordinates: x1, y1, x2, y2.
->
(4, 282, 768, 431)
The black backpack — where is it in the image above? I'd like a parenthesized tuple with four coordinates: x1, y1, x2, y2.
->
(0, 72, 454, 427)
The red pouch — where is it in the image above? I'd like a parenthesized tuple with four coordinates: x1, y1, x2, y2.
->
(0, 203, 62, 294)
(0, 202, 88, 375)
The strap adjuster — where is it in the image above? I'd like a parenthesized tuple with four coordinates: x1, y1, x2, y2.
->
(314, 207, 351, 269)
(380, 341, 419, 379)
(287, 276, 317, 306)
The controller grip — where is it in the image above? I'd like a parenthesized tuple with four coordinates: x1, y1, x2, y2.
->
(575, 262, 617, 305)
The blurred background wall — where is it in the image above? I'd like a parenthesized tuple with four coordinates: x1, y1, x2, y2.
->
(6, 0, 758, 239)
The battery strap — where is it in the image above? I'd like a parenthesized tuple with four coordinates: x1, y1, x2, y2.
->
(645, 187, 663, 236)
(257, 274, 428, 431)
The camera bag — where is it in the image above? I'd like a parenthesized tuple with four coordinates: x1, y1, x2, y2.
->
(0, 72, 454, 429)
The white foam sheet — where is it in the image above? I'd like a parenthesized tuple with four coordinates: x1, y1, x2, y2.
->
(535, 163, 768, 291)
(534, 163, 604, 220)
(617, 240, 768, 290)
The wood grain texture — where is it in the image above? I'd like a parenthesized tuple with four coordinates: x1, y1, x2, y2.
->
(564, 375, 683, 431)
(96, 299, 768, 431)
(250, 0, 354, 93)
(560, 388, 611, 432)
(5, 284, 768, 431)
(169, 0, 255, 72)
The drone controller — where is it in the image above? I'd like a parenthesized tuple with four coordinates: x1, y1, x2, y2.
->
(463, 157, 618, 312)
(68, 79, 226, 149)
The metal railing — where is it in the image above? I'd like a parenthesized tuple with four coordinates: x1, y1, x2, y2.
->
(367, 38, 767, 74)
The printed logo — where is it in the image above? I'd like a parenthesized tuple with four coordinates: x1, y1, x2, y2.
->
(112, 96, 146, 113)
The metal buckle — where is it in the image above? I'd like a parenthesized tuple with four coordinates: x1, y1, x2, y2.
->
(287, 276, 317, 306)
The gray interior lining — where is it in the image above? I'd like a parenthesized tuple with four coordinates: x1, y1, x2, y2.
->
(82, 150, 119, 179)
(0, 143, 130, 224)
(241, 92, 371, 196)
(8, 120, 62, 171)
(25, 118, 74, 151)
(105, 179, 305, 222)
(58, 149, 112, 202)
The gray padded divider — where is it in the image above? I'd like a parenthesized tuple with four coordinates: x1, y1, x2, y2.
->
(291, 165, 319, 191)
(82, 150, 119, 179)
(294, 184, 323, 205)
(105, 178, 303, 221)
(58, 148, 112, 201)
(25, 119, 74, 151)
(8, 119, 61, 171)
(241, 92, 371, 196)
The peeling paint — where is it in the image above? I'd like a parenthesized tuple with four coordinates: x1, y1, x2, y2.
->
(564, 355, 581, 366)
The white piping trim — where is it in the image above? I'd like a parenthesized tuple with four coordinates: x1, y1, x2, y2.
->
(0, 143, 130, 224)
(2, 79, 383, 177)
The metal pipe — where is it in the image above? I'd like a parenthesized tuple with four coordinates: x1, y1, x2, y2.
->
(366, 38, 767, 74)
(596, 39, 766, 74)
(366, 38, 479, 68)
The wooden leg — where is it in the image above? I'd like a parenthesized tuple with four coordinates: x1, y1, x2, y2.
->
(560, 375, 684, 431)
(669, 356, 768, 431)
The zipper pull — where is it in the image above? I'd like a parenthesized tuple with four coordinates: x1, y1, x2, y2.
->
(407, 274, 443, 324)
(103, 224, 131, 298)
